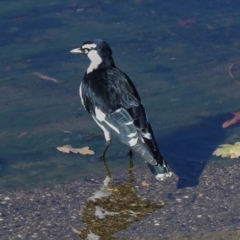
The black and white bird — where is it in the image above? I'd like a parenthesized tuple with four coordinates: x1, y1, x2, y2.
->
(70, 39, 172, 180)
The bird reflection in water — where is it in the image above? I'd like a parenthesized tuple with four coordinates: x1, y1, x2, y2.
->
(72, 159, 166, 239)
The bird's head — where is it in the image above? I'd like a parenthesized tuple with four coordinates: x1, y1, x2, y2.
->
(70, 39, 114, 72)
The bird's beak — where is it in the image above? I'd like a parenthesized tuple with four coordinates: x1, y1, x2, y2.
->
(70, 48, 83, 54)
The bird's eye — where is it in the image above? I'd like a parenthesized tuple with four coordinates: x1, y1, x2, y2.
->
(84, 49, 89, 54)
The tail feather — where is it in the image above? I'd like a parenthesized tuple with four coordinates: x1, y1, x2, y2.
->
(130, 137, 172, 180)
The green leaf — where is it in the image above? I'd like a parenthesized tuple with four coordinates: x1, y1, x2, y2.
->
(213, 142, 240, 159)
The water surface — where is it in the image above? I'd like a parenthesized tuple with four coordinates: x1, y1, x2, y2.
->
(1, 0, 240, 191)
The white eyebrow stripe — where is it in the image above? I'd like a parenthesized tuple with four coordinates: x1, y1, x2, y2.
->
(82, 43, 97, 49)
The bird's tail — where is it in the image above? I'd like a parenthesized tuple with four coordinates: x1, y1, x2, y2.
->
(130, 138, 172, 181)
(97, 107, 172, 180)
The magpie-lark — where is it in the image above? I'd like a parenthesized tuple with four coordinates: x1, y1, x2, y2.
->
(70, 39, 172, 180)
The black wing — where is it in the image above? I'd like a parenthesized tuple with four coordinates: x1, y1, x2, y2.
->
(81, 67, 140, 114)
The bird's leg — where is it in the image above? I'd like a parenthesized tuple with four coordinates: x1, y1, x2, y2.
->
(128, 157, 134, 183)
(100, 140, 111, 159)
(128, 149, 133, 158)
(129, 157, 133, 171)
(102, 158, 111, 177)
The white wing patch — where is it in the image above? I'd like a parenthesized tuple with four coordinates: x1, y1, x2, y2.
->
(104, 120, 120, 134)
(142, 132, 152, 139)
(128, 132, 137, 138)
(93, 107, 139, 146)
(79, 83, 85, 109)
(92, 116, 111, 141)
(125, 120, 134, 125)
(87, 50, 102, 73)
(95, 107, 120, 134)
(95, 107, 106, 121)
(128, 137, 138, 146)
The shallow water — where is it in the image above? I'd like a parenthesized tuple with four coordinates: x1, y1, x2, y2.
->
(1, 0, 240, 191)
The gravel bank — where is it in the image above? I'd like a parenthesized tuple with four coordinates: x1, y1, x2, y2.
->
(1, 161, 240, 239)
